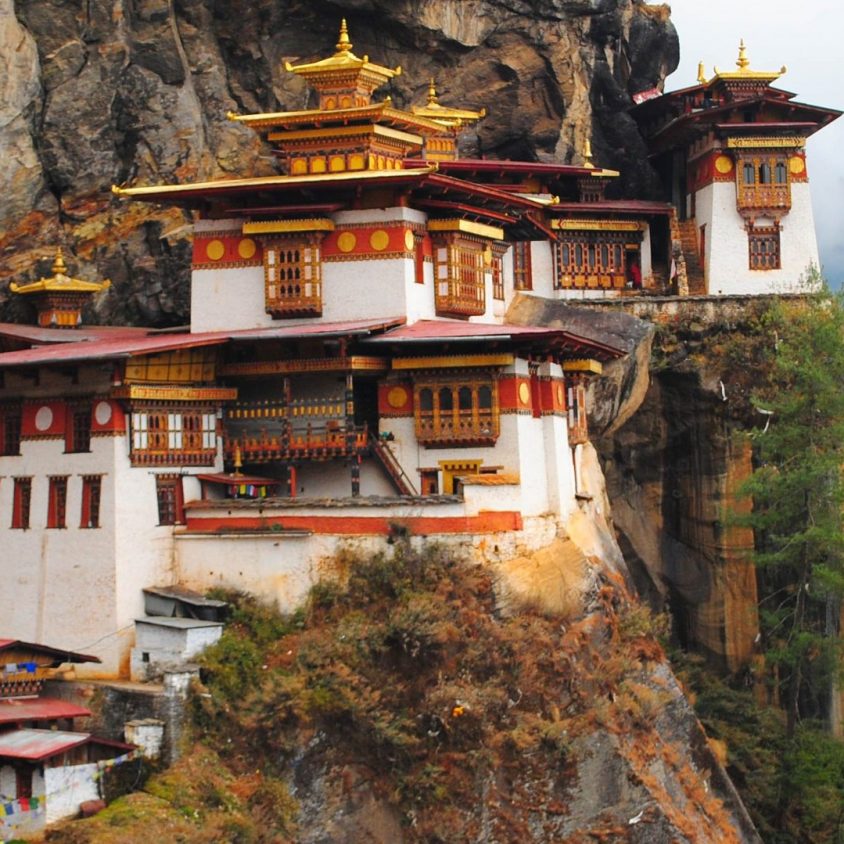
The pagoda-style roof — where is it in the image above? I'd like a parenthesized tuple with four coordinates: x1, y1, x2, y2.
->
(411, 80, 486, 128)
(9, 248, 110, 297)
(702, 40, 786, 89)
(284, 19, 401, 97)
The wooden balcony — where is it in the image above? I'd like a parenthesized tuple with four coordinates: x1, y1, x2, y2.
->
(224, 424, 368, 464)
(435, 278, 485, 318)
(737, 184, 791, 212)
(131, 448, 217, 467)
(416, 409, 499, 447)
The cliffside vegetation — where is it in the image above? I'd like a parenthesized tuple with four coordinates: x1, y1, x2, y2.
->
(47, 541, 752, 843)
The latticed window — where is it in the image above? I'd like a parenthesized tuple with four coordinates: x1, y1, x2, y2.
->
(566, 377, 589, 445)
(131, 408, 217, 466)
(0, 405, 21, 456)
(47, 476, 68, 529)
(491, 247, 505, 301)
(512, 241, 532, 291)
(155, 475, 184, 526)
(433, 234, 486, 317)
(736, 154, 791, 211)
(554, 236, 626, 289)
(80, 475, 102, 529)
(66, 404, 91, 453)
(264, 236, 323, 318)
(11, 477, 31, 530)
(413, 376, 499, 447)
(748, 227, 781, 270)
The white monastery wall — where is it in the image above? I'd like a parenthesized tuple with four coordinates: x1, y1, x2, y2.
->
(321, 258, 410, 323)
(191, 265, 266, 332)
(44, 762, 99, 824)
(697, 182, 819, 295)
(641, 224, 653, 279)
(530, 241, 555, 298)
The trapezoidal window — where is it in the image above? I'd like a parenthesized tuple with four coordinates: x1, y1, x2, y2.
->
(47, 476, 68, 529)
(80, 475, 102, 529)
(11, 477, 32, 530)
(748, 227, 781, 271)
(0, 404, 21, 456)
(413, 376, 499, 447)
(264, 235, 324, 318)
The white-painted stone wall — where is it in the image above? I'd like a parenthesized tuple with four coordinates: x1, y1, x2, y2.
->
(44, 762, 99, 824)
(696, 181, 819, 295)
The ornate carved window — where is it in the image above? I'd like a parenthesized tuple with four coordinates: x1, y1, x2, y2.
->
(11, 477, 32, 530)
(264, 236, 324, 318)
(736, 154, 791, 212)
(566, 377, 589, 445)
(432, 234, 486, 317)
(131, 408, 217, 466)
(553, 235, 627, 290)
(0, 404, 21, 456)
(748, 226, 781, 271)
(512, 241, 533, 291)
(47, 476, 68, 529)
(80, 475, 102, 529)
(491, 244, 507, 301)
(413, 375, 499, 447)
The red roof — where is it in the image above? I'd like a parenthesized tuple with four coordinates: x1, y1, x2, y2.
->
(0, 697, 92, 725)
(0, 639, 101, 664)
(550, 199, 673, 215)
(0, 318, 406, 369)
(0, 729, 90, 761)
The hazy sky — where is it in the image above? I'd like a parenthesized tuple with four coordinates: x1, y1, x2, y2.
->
(666, 0, 844, 288)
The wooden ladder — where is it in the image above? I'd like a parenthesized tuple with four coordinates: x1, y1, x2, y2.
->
(370, 436, 418, 496)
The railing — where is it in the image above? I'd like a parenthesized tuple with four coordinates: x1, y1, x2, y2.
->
(737, 184, 791, 212)
(370, 436, 418, 495)
(416, 408, 499, 446)
(224, 423, 368, 464)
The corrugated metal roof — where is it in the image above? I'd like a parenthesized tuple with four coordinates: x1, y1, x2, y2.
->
(0, 639, 101, 664)
(0, 729, 89, 761)
(0, 318, 406, 369)
(0, 697, 91, 724)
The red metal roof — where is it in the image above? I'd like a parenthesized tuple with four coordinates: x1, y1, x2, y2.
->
(406, 158, 598, 178)
(0, 729, 90, 761)
(0, 318, 406, 369)
(0, 640, 101, 664)
(0, 697, 91, 725)
(550, 199, 673, 215)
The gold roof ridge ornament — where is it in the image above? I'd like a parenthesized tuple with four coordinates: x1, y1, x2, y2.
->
(10, 247, 111, 296)
(583, 138, 595, 169)
(709, 39, 787, 85)
(410, 77, 486, 128)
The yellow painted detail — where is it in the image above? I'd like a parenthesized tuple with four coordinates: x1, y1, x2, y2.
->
(518, 382, 530, 405)
(238, 238, 257, 259)
(370, 230, 390, 251)
(562, 359, 603, 375)
(404, 229, 415, 251)
(789, 156, 806, 175)
(206, 240, 225, 261)
(291, 158, 308, 175)
(715, 155, 734, 174)
(387, 386, 409, 408)
(337, 232, 357, 253)
(392, 353, 513, 370)
(243, 219, 335, 235)
(427, 218, 504, 240)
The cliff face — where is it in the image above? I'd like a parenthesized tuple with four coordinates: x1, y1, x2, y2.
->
(1, 0, 677, 323)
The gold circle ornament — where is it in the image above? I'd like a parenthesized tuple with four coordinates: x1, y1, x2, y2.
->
(238, 238, 257, 259)
(518, 382, 531, 405)
(404, 229, 415, 251)
(714, 155, 733, 174)
(387, 386, 408, 408)
(370, 229, 390, 251)
(206, 239, 225, 261)
(337, 232, 357, 253)
(556, 384, 564, 405)
(789, 156, 805, 175)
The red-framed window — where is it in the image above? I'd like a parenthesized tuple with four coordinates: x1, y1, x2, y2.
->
(0, 405, 21, 456)
(66, 404, 91, 453)
(80, 475, 102, 529)
(512, 241, 533, 290)
(155, 475, 184, 526)
(12, 477, 32, 529)
(47, 476, 68, 529)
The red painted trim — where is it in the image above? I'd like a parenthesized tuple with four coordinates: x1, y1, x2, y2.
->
(21, 401, 66, 438)
(184, 511, 523, 535)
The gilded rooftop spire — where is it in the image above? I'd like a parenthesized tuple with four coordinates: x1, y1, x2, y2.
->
(411, 78, 486, 128)
(736, 39, 750, 71)
(583, 138, 594, 169)
(709, 40, 786, 84)
(427, 79, 439, 106)
(335, 18, 353, 54)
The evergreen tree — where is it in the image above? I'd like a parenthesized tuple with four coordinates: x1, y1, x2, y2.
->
(740, 283, 844, 736)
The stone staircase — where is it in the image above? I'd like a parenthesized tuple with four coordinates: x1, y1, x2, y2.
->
(677, 219, 706, 295)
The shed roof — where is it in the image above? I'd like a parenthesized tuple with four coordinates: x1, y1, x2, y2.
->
(0, 639, 100, 665)
(0, 697, 91, 725)
(0, 729, 89, 761)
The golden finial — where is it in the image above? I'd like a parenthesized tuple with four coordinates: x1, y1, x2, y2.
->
(234, 444, 243, 475)
(697, 61, 706, 84)
(335, 18, 352, 54)
(51, 247, 67, 277)
(583, 138, 594, 169)
(736, 39, 750, 71)
(427, 78, 439, 106)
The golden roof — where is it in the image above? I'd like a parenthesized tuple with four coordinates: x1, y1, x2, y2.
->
(410, 79, 486, 128)
(284, 19, 400, 87)
(705, 40, 787, 85)
(10, 248, 111, 296)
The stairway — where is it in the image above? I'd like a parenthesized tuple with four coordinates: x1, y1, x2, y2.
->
(677, 219, 706, 295)
(370, 436, 418, 496)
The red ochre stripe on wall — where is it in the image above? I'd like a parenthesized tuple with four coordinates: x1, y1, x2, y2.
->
(184, 511, 523, 535)
(22, 401, 66, 437)
(193, 235, 263, 266)
(324, 226, 415, 259)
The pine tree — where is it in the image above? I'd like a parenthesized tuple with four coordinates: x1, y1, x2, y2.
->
(740, 283, 844, 736)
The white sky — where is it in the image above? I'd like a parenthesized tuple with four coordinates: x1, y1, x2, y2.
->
(666, 0, 844, 287)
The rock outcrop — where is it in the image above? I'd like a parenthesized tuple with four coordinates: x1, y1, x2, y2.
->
(1, 0, 677, 323)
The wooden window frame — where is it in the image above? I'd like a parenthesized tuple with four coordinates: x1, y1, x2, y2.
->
(736, 154, 791, 212)
(512, 241, 533, 291)
(66, 403, 92, 454)
(47, 476, 69, 529)
(553, 234, 628, 290)
(80, 475, 102, 529)
(432, 233, 487, 317)
(263, 235, 324, 318)
(748, 226, 781, 271)
(413, 375, 499, 447)
(131, 406, 217, 467)
(155, 474, 185, 526)
(11, 477, 32, 530)
(566, 377, 589, 445)
(0, 404, 21, 456)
